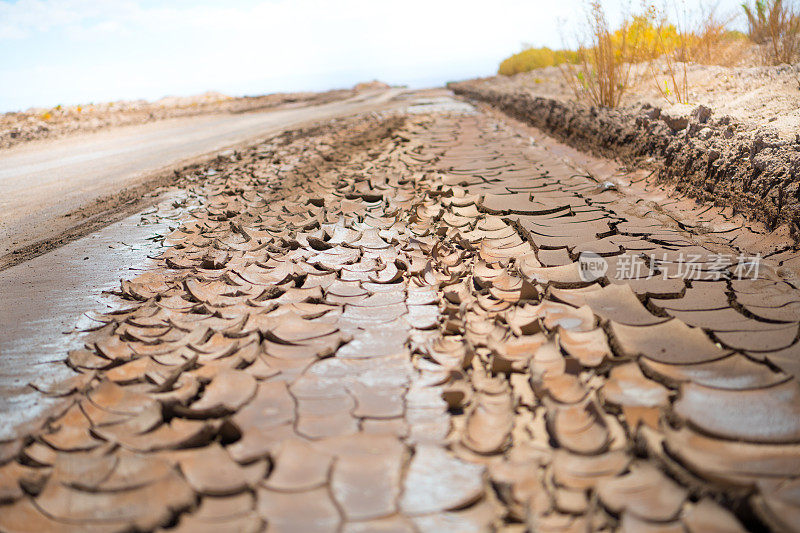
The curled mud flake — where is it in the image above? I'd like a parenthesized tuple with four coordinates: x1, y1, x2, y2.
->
(268, 312, 339, 343)
(150, 374, 200, 407)
(409, 496, 498, 533)
(231, 380, 295, 432)
(537, 373, 589, 405)
(330, 447, 403, 521)
(601, 362, 670, 430)
(551, 284, 666, 326)
(256, 486, 341, 533)
(681, 498, 747, 533)
(102, 418, 215, 453)
(610, 318, 731, 364)
(264, 437, 331, 492)
(42, 403, 103, 452)
(504, 304, 544, 336)
(526, 511, 591, 533)
(596, 463, 688, 522)
(753, 478, 800, 533)
(641, 353, 787, 390)
(399, 444, 485, 515)
(35, 456, 194, 531)
(179, 369, 257, 417)
(21, 442, 56, 468)
(535, 301, 595, 332)
(227, 423, 296, 465)
(664, 423, 800, 484)
(441, 371, 474, 410)
(548, 400, 610, 455)
(30, 371, 95, 397)
(530, 342, 567, 379)
(86, 379, 157, 416)
(0, 497, 123, 533)
(489, 333, 548, 373)
(188, 491, 256, 521)
(519, 261, 589, 286)
(619, 512, 684, 533)
(66, 349, 112, 371)
(551, 449, 631, 490)
(489, 271, 539, 298)
(0, 461, 48, 502)
(178, 443, 258, 495)
(462, 391, 514, 455)
(558, 327, 612, 367)
(674, 379, 800, 444)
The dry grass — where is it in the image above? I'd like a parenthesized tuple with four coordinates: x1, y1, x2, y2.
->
(743, 0, 800, 64)
(558, 2, 742, 107)
(691, 5, 748, 66)
(560, 1, 639, 107)
(647, 4, 690, 104)
(500, 1, 753, 107)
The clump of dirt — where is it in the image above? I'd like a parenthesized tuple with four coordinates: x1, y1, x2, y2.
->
(450, 66, 800, 241)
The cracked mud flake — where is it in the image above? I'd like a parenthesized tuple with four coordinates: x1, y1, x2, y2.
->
(399, 444, 484, 515)
(663, 424, 800, 482)
(610, 318, 731, 364)
(674, 379, 800, 443)
(597, 463, 688, 522)
(256, 486, 340, 533)
(36, 456, 194, 530)
(263, 438, 331, 492)
(640, 353, 788, 390)
(550, 283, 667, 326)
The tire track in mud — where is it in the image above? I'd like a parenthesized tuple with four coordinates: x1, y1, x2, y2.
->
(1, 101, 799, 532)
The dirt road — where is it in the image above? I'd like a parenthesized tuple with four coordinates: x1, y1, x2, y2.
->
(0, 93, 798, 531)
(0, 89, 401, 265)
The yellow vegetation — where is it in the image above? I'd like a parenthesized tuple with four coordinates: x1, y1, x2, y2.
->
(498, 47, 580, 76)
(498, 1, 753, 107)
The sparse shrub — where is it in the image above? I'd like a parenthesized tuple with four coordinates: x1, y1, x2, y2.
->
(498, 47, 580, 76)
(743, 0, 800, 64)
(561, 1, 639, 107)
(646, 4, 691, 104)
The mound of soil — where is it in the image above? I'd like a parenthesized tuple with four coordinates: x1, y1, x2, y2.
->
(450, 80, 800, 241)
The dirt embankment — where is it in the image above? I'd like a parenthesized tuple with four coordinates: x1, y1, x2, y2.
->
(450, 69, 800, 241)
(0, 88, 357, 150)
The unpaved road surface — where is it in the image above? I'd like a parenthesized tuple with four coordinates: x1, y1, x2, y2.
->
(0, 89, 399, 265)
(1, 94, 799, 531)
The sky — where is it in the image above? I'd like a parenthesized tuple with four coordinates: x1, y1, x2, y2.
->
(0, 0, 749, 112)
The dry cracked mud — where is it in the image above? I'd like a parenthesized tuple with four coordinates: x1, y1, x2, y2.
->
(1, 99, 800, 532)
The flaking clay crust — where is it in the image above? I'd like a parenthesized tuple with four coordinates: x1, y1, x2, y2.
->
(2, 99, 799, 531)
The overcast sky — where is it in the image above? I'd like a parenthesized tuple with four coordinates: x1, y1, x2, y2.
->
(0, 0, 748, 112)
